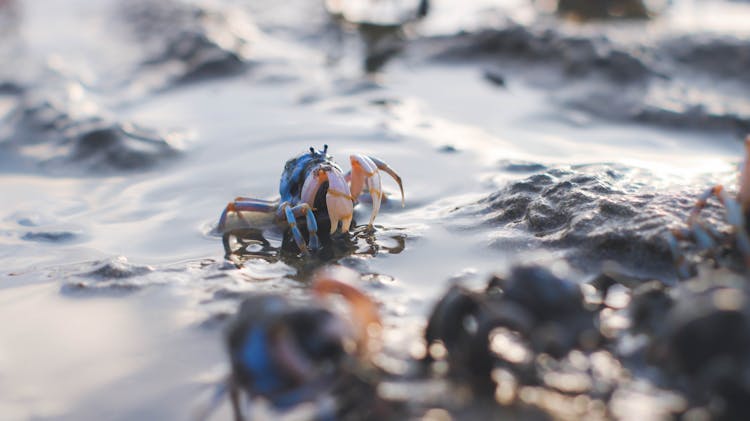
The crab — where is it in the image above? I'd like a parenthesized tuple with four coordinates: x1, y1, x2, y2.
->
(197, 267, 384, 421)
(423, 265, 599, 394)
(666, 135, 750, 278)
(218, 145, 404, 254)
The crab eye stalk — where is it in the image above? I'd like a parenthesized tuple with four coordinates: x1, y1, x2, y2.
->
(309, 145, 330, 157)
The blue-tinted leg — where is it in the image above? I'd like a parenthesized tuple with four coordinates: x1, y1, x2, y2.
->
(691, 223, 717, 250)
(715, 190, 750, 267)
(282, 203, 321, 253)
(667, 229, 692, 279)
(283, 205, 309, 255)
(671, 184, 750, 277)
(693, 186, 750, 266)
(300, 206, 320, 250)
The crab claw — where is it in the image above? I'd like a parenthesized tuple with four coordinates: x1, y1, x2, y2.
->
(326, 168, 354, 234)
(301, 166, 354, 234)
(350, 154, 404, 227)
(313, 266, 382, 356)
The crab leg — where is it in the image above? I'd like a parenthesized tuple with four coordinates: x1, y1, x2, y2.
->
(280, 202, 320, 254)
(672, 183, 750, 275)
(691, 186, 750, 263)
(301, 167, 353, 234)
(218, 198, 278, 232)
(666, 230, 692, 280)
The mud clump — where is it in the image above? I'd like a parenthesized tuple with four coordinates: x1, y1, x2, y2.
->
(456, 164, 696, 276)
(119, 0, 255, 84)
(419, 23, 750, 134)
(423, 24, 651, 83)
(632, 102, 750, 134)
(0, 81, 23, 95)
(81, 256, 154, 280)
(0, 84, 183, 172)
(665, 36, 750, 83)
(21, 231, 77, 243)
(59, 256, 157, 295)
(557, 0, 650, 19)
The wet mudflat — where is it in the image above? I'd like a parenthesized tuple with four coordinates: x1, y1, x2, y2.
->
(1, 0, 750, 419)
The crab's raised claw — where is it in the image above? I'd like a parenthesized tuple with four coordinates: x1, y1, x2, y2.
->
(312, 266, 382, 356)
(302, 166, 354, 234)
(368, 156, 404, 208)
(350, 154, 383, 226)
(218, 198, 277, 232)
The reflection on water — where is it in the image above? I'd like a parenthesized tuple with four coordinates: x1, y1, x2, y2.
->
(222, 224, 407, 279)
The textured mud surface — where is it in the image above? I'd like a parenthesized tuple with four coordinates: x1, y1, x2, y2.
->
(1, 0, 749, 420)
(452, 163, 717, 277)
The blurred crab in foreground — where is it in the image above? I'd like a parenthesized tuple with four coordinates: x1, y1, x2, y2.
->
(423, 265, 600, 394)
(218, 145, 404, 255)
(198, 267, 387, 421)
(667, 136, 750, 278)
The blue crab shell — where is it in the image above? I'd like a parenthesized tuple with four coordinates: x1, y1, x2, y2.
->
(278, 145, 342, 211)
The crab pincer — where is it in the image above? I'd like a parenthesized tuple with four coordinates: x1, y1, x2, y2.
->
(351, 155, 405, 225)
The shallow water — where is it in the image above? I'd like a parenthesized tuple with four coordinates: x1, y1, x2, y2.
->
(1, 0, 749, 419)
